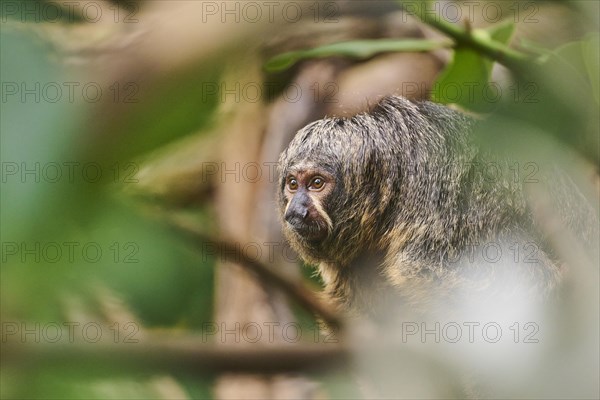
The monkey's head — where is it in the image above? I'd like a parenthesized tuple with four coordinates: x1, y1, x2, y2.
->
(277, 97, 475, 268)
(277, 105, 408, 266)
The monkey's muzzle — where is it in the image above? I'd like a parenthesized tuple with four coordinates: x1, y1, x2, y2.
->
(285, 212, 328, 242)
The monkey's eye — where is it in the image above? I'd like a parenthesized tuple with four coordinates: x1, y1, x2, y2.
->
(287, 177, 298, 191)
(309, 176, 325, 191)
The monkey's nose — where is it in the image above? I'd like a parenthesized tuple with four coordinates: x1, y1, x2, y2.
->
(284, 206, 308, 224)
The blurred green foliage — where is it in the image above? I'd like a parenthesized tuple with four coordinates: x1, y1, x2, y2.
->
(264, 4, 599, 164)
(0, 0, 85, 23)
(0, 28, 215, 324)
(86, 65, 221, 165)
(1, 0, 599, 399)
(1, 27, 216, 398)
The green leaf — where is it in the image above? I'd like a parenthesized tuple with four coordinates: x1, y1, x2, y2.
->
(88, 201, 215, 327)
(0, 28, 87, 241)
(432, 20, 515, 112)
(487, 19, 515, 47)
(264, 39, 450, 72)
(552, 33, 600, 106)
(582, 33, 600, 105)
(431, 46, 489, 109)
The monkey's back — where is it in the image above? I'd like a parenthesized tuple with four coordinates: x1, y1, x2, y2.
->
(278, 96, 595, 318)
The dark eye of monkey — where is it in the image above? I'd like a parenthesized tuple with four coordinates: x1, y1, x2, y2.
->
(309, 176, 325, 191)
(287, 177, 298, 191)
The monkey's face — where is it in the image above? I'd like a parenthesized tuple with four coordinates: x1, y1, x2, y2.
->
(281, 168, 335, 244)
(277, 117, 393, 265)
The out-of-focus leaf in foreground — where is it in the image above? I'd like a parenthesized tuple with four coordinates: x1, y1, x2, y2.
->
(1, 29, 86, 241)
(1, 27, 215, 399)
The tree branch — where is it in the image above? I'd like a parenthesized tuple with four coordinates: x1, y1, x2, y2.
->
(401, 0, 532, 72)
(164, 214, 344, 330)
(2, 337, 349, 375)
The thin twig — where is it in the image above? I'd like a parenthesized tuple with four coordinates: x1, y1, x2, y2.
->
(164, 214, 344, 330)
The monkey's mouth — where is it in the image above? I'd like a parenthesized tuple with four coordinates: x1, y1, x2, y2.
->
(287, 220, 328, 242)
